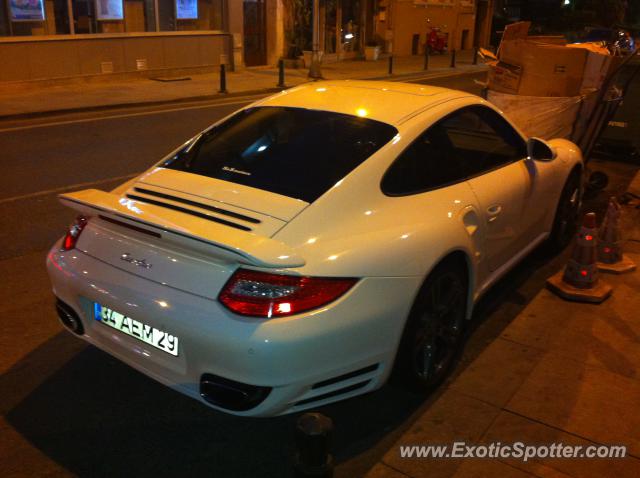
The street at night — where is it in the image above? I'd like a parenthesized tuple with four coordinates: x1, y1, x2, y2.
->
(2, 1, 640, 477)
(2, 67, 640, 476)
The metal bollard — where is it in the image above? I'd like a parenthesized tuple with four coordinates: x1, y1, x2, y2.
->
(294, 413, 334, 478)
(473, 47, 478, 65)
(388, 55, 394, 75)
(277, 58, 286, 88)
(423, 47, 429, 70)
(218, 64, 228, 94)
(450, 49, 456, 68)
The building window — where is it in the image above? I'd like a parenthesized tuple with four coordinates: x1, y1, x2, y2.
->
(341, 0, 361, 52)
(0, 0, 223, 36)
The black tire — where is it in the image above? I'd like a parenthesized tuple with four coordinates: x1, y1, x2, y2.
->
(547, 170, 582, 252)
(393, 258, 468, 393)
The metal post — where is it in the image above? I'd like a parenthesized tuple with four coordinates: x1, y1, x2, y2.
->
(218, 64, 228, 94)
(388, 55, 393, 75)
(473, 47, 478, 65)
(277, 58, 286, 88)
(66, 0, 75, 34)
(423, 47, 429, 70)
(308, 0, 323, 79)
(153, 0, 160, 31)
(294, 413, 334, 478)
(450, 49, 456, 68)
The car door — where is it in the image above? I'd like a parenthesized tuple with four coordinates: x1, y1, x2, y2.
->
(435, 105, 529, 273)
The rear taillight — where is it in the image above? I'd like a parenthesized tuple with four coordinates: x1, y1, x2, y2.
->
(218, 269, 357, 318)
(61, 216, 88, 251)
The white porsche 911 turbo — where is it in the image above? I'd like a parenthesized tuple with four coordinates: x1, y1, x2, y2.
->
(47, 80, 583, 416)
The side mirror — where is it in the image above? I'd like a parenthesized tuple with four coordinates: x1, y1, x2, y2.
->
(527, 137, 557, 162)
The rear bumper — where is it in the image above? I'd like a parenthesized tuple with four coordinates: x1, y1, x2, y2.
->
(46, 242, 422, 416)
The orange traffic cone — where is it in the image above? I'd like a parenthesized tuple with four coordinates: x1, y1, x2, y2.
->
(546, 212, 612, 303)
(597, 197, 636, 274)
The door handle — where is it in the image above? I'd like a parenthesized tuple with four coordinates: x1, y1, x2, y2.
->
(486, 205, 502, 222)
(462, 208, 479, 236)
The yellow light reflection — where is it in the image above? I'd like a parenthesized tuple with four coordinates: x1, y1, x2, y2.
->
(356, 108, 368, 117)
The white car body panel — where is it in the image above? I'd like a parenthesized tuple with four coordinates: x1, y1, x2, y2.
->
(47, 81, 583, 416)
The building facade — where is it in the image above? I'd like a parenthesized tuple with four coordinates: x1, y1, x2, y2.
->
(0, 0, 492, 83)
(376, 0, 494, 56)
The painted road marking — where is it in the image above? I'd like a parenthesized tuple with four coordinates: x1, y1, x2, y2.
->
(0, 173, 140, 204)
(0, 96, 263, 133)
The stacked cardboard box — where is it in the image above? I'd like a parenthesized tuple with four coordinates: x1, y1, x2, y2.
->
(485, 22, 621, 140)
(487, 22, 598, 97)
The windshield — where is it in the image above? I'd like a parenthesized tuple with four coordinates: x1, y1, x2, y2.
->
(163, 106, 398, 203)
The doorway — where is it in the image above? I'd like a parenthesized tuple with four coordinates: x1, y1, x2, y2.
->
(461, 29, 469, 50)
(243, 0, 267, 66)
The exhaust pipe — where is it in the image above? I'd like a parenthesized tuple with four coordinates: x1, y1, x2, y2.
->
(55, 299, 84, 335)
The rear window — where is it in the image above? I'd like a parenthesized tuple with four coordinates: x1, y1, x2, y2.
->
(163, 106, 398, 203)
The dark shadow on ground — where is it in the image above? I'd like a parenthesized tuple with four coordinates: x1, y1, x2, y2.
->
(2, 332, 427, 478)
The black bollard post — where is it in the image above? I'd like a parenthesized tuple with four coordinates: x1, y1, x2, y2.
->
(294, 413, 334, 478)
(277, 58, 286, 88)
(388, 55, 393, 75)
(473, 47, 478, 65)
(218, 63, 228, 94)
(423, 47, 429, 70)
(450, 49, 456, 68)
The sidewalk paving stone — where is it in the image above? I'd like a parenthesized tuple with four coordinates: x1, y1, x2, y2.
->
(0, 52, 485, 119)
(366, 462, 411, 478)
(481, 410, 640, 478)
(452, 459, 539, 478)
(380, 390, 501, 478)
(504, 349, 640, 458)
(448, 337, 543, 408)
(502, 282, 640, 380)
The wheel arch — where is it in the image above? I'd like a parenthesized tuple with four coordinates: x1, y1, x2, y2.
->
(409, 248, 476, 325)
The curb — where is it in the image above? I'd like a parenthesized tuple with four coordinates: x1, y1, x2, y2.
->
(0, 66, 487, 123)
(0, 87, 284, 123)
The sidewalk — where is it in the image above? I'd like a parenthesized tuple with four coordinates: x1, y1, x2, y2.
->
(366, 173, 640, 477)
(0, 51, 485, 119)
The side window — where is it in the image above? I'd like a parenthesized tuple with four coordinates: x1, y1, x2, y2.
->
(382, 105, 527, 195)
(444, 105, 526, 175)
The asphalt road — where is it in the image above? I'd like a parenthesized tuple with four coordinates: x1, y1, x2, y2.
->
(0, 71, 638, 478)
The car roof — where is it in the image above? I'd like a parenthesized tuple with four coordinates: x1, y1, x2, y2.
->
(254, 80, 474, 126)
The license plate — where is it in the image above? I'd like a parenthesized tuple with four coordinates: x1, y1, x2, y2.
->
(94, 303, 179, 356)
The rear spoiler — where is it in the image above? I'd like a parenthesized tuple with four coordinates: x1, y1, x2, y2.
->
(59, 189, 305, 269)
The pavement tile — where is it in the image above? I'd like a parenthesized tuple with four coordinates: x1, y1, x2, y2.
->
(501, 271, 640, 380)
(378, 390, 501, 478)
(365, 462, 410, 478)
(504, 352, 640, 458)
(452, 458, 538, 477)
(449, 337, 543, 407)
(0, 52, 485, 118)
(481, 410, 640, 478)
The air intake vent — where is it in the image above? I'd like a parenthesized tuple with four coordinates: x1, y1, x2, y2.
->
(311, 363, 379, 390)
(126, 190, 254, 232)
(295, 381, 370, 407)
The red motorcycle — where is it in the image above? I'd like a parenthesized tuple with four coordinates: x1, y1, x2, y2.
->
(426, 26, 448, 55)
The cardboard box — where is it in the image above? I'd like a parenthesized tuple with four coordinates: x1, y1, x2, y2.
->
(526, 35, 567, 45)
(498, 39, 588, 96)
(487, 61, 523, 94)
